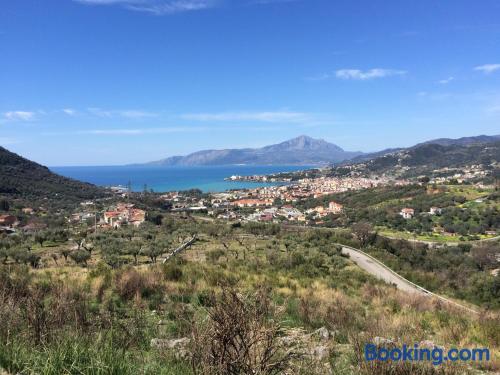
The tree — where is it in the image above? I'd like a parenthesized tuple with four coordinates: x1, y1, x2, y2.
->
(71, 230, 88, 251)
(70, 249, 91, 267)
(142, 245, 164, 264)
(351, 222, 375, 247)
(471, 244, 498, 271)
(126, 242, 142, 265)
(60, 248, 71, 262)
(34, 231, 47, 247)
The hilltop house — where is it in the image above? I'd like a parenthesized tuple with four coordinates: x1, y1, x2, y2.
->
(400, 208, 415, 219)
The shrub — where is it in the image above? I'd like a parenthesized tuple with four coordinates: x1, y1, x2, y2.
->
(189, 286, 294, 375)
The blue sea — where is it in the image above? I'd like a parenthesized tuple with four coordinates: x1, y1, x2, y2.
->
(51, 165, 308, 193)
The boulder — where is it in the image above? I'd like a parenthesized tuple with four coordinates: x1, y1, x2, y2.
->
(373, 337, 395, 346)
(312, 327, 332, 341)
(151, 337, 191, 358)
(310, 345, 329, 360)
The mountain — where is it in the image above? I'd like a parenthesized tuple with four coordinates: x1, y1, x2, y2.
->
(142, 135, 363, 166)
(0, 146, 106, 203)
(342, 134, 500, 166)
(415, 134, 500, 147)
(357, 140, 500, 177)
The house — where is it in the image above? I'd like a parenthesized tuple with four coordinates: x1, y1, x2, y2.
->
(0, 214, 17, 227)
(328, 201, 343, 214)
(128, 208, 146, 227)
(278, 207, 304, 221)
(258, 213, 274, 222)
(400, 208, 415, 219)
(314, 206, 326, 214)
(103, 211, 123, 228)
(429, 207, 442, 215)
(22, 207, 34, 215)
(232, 199, 274, 208)
(103, 205, 146, 228)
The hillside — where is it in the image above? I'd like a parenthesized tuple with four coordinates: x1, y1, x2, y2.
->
(359, 140, 500, 177)
(0, 146, 106, 203)
(142, 135, 363, 166)
(415, 134, 500, 147)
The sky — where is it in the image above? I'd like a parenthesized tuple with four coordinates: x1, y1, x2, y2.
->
(1, 0, 500, 166)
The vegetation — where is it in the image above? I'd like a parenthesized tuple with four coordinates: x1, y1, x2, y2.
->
(299, 184, 499, 239)
(0, 214, 499, 374)
(0, 146, 108, 206)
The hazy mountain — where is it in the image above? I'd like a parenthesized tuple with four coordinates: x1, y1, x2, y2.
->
(0, 146, 106, 202)
(142, 135, 363, 166)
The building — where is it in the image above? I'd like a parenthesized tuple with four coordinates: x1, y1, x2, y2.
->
(0, 215, 18, 227)
(232, 199, 274, 208)
(328, 201, 344, 214)
(400, 208, 415, 219)
(103, 204, 146, 228)
(429, 207, 442, 215)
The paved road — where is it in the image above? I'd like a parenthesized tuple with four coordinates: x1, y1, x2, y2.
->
(341, 246, 479, 314)
(341, 246, 427, 295)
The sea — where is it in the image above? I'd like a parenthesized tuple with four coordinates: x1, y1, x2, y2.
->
(51, 165, 309, 193)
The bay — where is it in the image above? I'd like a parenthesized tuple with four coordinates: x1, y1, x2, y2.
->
(51, 165, 308, 193)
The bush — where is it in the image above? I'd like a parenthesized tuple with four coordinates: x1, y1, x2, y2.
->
(189, 286, 294, 375)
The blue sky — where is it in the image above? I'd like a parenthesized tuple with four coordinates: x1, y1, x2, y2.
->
(1, 0, 499, 166)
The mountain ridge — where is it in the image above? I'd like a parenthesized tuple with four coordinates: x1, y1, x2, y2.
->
(139, 135, 363, 166)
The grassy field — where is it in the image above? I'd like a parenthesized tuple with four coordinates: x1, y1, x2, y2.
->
(377, 226, 498, 243)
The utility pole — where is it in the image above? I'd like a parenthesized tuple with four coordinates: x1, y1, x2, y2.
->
(127, 180, 132, 203)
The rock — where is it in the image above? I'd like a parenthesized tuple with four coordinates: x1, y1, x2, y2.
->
(312, 327, 331, 341)
(373, 337, 395, 346)
(419, 340, 444, 351)
(310, 345, 329, 360)
(279, 336, 297, 347)
(151, 337, 190, 349)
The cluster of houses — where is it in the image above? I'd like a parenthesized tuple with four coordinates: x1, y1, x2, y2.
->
(102, 203, 146, 228)
(399, 206, 442, 219)
(0, 207, 41, 234)
(429, 164, 494, 185)
(211, 200, 344, 224)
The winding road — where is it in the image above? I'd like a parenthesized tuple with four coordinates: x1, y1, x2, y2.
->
(341, 246, 424, 295)
(340, 245, 479, 314)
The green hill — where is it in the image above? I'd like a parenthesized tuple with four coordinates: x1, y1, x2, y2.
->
(0, 146, 107, 203)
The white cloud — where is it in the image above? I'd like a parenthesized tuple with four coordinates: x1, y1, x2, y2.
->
(87, 108, 158, 118)
(335, 68, 406, 80)
(438, 77, 454, 84)
(77, 127, 205, 135)
(74, 0, 217, 15)
(3, 111, 36, 121)
(180, 111, 311, 123)
(304, 73, 332, 81)
(62, 108, 77, 116)
(474, 64, 500, 74)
